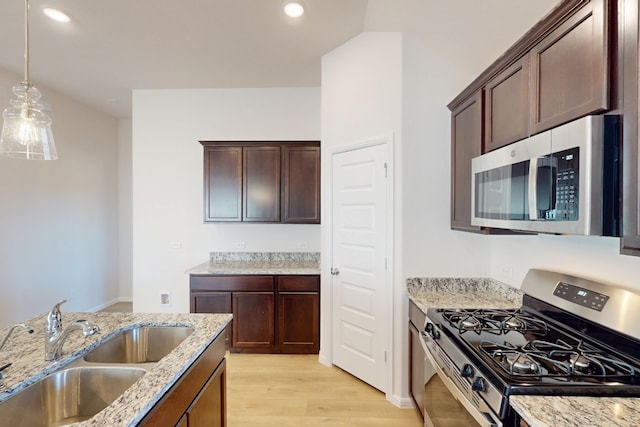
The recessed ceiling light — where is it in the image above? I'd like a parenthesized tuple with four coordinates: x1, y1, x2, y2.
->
(43, 8, 71, 23)
(283, 2, 304, 18)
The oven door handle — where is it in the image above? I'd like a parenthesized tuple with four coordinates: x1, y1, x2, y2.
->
(421, 333, 502, 427)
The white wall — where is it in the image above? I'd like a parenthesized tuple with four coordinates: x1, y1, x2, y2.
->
(0, 68, 120, 327)
(131, 88, 321, 313)
(118, 119, 133, 301)
(321, 31, 406, 405)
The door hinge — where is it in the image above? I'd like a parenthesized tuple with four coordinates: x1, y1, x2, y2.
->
(384, 351, 387, 362)
(384, 162, 388, 178)
(385, 257, 387, 270)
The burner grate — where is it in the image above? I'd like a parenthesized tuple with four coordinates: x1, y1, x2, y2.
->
(441, 309, 548, 335)
(479, 338, 638, 380)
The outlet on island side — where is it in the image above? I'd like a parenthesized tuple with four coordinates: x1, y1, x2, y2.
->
(160, 292, 171, 305)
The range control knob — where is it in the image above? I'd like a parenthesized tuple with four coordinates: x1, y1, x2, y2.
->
(461, 363, 474, 378)
(424, 322, 440, 339)
(472, 376, 486, 392)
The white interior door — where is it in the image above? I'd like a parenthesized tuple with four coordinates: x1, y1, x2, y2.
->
(331, 142, 388, 392)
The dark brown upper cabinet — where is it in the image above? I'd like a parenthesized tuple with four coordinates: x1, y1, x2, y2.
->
(484, 55, 530, 152)
(529, 0, 608, 134)
(201, 141, 320, 224)
(283, 146, 321, 223)
(243, 146, 281, 222)
(450, 91, 483, 232)
(204, 146, 242, 222)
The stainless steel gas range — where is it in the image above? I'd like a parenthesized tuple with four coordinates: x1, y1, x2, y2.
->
(419, 269, 640, 427)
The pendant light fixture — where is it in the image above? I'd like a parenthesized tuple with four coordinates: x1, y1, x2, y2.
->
(0, 0, 57, 160)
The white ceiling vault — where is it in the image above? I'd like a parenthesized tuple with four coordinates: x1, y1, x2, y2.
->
(0, 0, 558, 119)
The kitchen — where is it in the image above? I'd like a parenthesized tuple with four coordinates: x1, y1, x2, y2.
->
(2, 0, 640, 426)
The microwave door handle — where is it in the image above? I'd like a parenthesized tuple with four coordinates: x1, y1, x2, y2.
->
(528, 157, 539, 220)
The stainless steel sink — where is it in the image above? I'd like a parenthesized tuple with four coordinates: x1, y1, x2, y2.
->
(83, 326, 194, 364)
(0, 366, 146, 427)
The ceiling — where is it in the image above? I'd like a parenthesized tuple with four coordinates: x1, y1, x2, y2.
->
(0, 0, 368, 119)
(0, 0, 559, 120)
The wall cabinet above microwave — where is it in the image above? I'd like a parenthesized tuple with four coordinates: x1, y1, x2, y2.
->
(449, 0, 612, 233)
(482, 0, 609, 153)
(200, 141, 320, 224)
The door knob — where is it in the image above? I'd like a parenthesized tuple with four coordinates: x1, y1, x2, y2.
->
(330, 268, 340, 275)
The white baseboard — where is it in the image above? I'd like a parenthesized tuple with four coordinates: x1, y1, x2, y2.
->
(387, 394, 415, 409)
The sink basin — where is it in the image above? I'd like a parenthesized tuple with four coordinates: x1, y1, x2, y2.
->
(0, 366, 146, 427)
(83, 326, 194, 364)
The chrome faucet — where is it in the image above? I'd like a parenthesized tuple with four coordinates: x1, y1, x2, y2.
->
(45, 299, 100, 361)
(0, 323, 33, 352)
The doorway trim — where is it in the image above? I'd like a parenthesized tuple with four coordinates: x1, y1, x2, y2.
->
(320, 133, 395, 400)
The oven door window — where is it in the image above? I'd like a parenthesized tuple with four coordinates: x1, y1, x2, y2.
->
(474, 160, 530, 220)
(424, 368, 482, 427)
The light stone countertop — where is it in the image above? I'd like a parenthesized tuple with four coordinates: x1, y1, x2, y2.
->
(186, 251, 321, 275)
(0, 311, 232, 426)
(406, 277, 640, 427)
(186, 260, 320, 275)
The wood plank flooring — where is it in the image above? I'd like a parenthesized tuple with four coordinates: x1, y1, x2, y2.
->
(226, 353, 423, 427)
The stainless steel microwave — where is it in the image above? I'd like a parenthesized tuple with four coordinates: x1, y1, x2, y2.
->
(471, 115, 620, 235)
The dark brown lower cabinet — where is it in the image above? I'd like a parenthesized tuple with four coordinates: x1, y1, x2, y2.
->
(190, 274, 320, 354)
(232, 292, 275, 349)
(277, 276, 320, 353)
(138, 331, 226, 426)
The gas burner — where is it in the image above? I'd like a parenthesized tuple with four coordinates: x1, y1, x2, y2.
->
(461, 317, 481, 330)
(504, 318, 525, 330)
(497, 351, 540, 375)
(570, 354, 592, 371)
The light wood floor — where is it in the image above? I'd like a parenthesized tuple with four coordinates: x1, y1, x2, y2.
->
(226, 353, 423, 427)
(100, 302, 133, 312)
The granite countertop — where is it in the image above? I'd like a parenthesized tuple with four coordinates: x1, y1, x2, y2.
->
(186, 251, 321, 275)
(406, 277, 640, 427)
(407, 277, 524, 312)
(0, 311, 232, 426)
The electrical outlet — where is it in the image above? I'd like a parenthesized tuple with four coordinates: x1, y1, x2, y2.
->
(169, 242, 182, 249)
(235, 241, 246, 249)
(160, 293, 170, 305)
(499, 265, 513, 279)
(298, 241, 309, 249)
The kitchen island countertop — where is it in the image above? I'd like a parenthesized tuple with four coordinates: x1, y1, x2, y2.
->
(407, 277, 640, 427)
(0, 311, 232, 426)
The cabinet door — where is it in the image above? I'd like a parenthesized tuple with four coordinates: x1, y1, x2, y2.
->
(484, 55, 530, 151)
(620, 0, 640, 255)
(282, 146, 321, 223)
(243, 146, 281, 222)
(276, 276, 319, 353)
(187, 359, 227, 427)
(529, 0, 608, 134)
(204, 147, 242, 222)
(191, 292, 232, 348)
(277, 291, 319, 353)
(191, 292, 231, 314)
(451, 91, 483, 232)
(409, 322, 425, 420)
(232, 292, 275, 349)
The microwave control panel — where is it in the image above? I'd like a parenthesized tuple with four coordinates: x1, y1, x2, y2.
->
(547, 147, 579, 221)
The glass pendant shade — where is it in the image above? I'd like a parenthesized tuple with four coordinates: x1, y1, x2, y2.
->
(0, 82, 57, 160)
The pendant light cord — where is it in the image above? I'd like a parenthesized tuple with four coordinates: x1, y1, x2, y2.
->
(24, 0, 30, 84)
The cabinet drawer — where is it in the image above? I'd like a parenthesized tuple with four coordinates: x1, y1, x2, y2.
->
(277, 275, 319, 292)
(190, 275, 274, 292)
